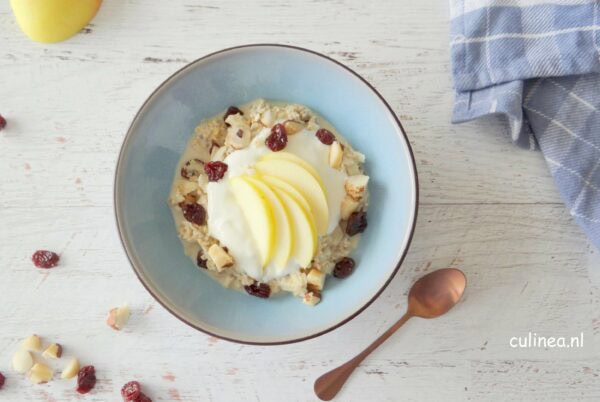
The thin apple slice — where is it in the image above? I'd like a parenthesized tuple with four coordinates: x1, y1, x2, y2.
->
(261, 152, 325, 189)
(245, 176, 293, 270)
(255, 159, 329, 236)
(270, 186, 317, 267)
(229, 176, 275, 266)
(260, 175, 312, 213)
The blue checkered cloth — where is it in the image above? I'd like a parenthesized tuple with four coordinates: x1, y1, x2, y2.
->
(450, 0, 600, 250)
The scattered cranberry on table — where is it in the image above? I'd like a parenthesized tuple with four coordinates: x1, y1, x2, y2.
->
(121, 380, 152, 402)
(121, 381, 141, 401)
(0, 114, 6, 130)
(315, 128, 335, 145)
(76, 365, 96, 394)
(0, 371, 5, 389)
(32, 250, 60, 269)
(204, 161, 228, 182)
(265, 123, 288, 151)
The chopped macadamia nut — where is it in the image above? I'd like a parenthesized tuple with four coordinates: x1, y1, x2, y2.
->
(106, 304, 131, 330)
(345, 175, 369, 200)
(208, 244, 234, 270)
(283, 120, 304, 135)
(21, 335, 42, 351)
(306, 268, 326, 291)
(303, 291, 321, 306)
(329, 141, 343, 169)
(12, 349, 33, 373)
(29, 363, 53, 384)
(60, 359, 80, 380)
(42, 343, 62, 359)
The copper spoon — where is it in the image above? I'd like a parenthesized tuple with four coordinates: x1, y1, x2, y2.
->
(314, 268, 467, 401)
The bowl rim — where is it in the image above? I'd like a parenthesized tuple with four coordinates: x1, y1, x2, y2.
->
(114, 43, 419, 345)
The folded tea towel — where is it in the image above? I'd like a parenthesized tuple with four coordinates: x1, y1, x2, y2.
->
(450, 0, 600, 249)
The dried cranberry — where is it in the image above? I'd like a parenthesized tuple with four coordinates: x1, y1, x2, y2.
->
(265, 123, 288, 151)
(346, 211, 368, 236)
(315, 128, 335, 145)
(32, 250, 60, 269)
(244, 282, 271, 298)
(76, 365, 96, 394)
(0, 114, 6, 130)
(224, 106, 243, 126)
(180, 159, 204, 180)
(121, 381, 141, 401)
(196, 251, 207, 269)
(134, 392, 152, 402)
(204, 161, 228, 182)
(179, 202, 206, 225)
(334, 257, 355, 278)
(0, 371, 5, 389)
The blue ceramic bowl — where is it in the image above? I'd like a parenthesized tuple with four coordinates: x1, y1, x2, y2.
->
(115, 45, 418, 345)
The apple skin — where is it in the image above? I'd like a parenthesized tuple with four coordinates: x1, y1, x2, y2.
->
(11, 0, 102, 43)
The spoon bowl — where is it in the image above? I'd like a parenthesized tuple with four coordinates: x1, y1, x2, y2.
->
(314, 268, 466, 401)
(408, 268, 466, 318)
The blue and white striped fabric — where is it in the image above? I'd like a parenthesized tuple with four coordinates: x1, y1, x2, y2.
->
(450, 0, 600, 249)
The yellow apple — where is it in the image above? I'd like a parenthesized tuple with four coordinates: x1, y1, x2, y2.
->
(229, 176, 275, 266)
(259, 175, 312, 213)
(270, 186, 317, 267)
(261, 152, 325, 189)
(244, 176, 293, 270)
(255, 159, 329, 236)
(11, 0, 102, 43)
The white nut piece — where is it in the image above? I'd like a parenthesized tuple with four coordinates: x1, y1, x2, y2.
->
(208, 244, 234, 271)
(210, 146, 227, 162)
(224, 112, 247, 128)
(306, 268, 325, 291)
(283, 120, 304, 135)
(21, 334, 42, 351)
(107, 304, 131, 330)
(340, 196, 360, 220)
(344, 175, 369, 200)
(260, 109, 274, 126)
(12, 349, 34, 373)
(42, 343, 63, 359)
(303, 291, 321, 306)
(60, 358, 80, 380)
(329, 141, 343, 169)
(29, 363, 54, 384)
(225, 126, 251, 149)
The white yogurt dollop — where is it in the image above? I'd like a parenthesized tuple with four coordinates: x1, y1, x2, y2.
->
(206, 126, 347, 282)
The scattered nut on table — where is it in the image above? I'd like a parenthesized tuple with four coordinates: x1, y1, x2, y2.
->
(29, 363, 54, 384)
(60, 358, 80, 380)
(21, 334, 42, 351)
(12, 349, 34, 373)
(106, 304, 131, 330)
(42, 343, 63, 359)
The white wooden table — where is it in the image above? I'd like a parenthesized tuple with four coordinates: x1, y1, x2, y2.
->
(1, 1, 599, 401)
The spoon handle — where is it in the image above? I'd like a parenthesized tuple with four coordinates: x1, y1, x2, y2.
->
(314, 312, 412, 401)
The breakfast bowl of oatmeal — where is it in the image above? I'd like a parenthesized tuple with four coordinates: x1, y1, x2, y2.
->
(115, 45, 418, 344)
